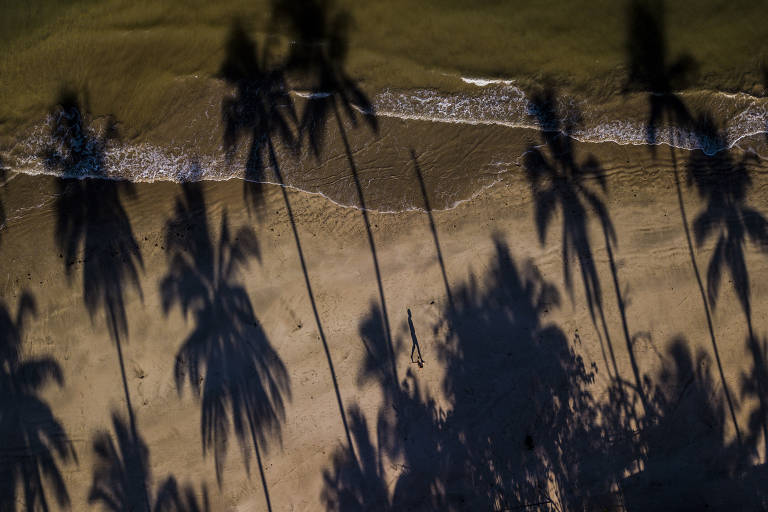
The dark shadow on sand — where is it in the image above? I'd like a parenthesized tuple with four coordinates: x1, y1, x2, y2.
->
(89, 411, 210, 512)
(160, 182, 290, 510)
(218, 16, 357, 460)
(625, 0, 743, 445)
(271, 0, 397, 401)
(325, 235, 768, 511)
(0, 292, 76, 511)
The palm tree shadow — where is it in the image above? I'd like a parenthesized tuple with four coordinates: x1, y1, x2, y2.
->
(522, 87, 649, 409)
(219, 21, 297, 213)
(44, 89, 143, 344)
(623, 0, 749, 446)
(90, 411, 210, 511)
(43, 89, 147, 494)
(218, 16, 358, 460)
(160, 182, 290, 510)
(686, 113, 767, 322)
(686, 112, 768, 456)
(625, 0, 696, 148)
(272, 0, 397, 398)
(524, 87, 608, 317)
(0, 293, 76, 511)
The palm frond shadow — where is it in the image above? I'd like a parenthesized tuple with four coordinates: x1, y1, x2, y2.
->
(218, 16, 358, 462)
(219, 21, 297, 212)
(0, 293, 76, 511)
(160, 183, 290, 504)
(89, 412, 210, 512)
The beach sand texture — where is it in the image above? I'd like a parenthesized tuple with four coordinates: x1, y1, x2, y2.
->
(3, 0, 768, 510)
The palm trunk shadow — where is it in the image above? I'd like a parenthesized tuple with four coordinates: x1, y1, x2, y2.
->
(410, 150, 454, 313)
(669, 141, 743, 446)
(332, 104, 398, 395)
(598, 213, 649, 414)
(267, 140, 357, 459)
(112, 329, 151, 511)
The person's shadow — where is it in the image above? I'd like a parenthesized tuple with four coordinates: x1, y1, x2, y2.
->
(407, 309, 423, 368)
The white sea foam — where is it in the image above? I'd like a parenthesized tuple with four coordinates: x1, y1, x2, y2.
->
(374, 84, 768, 155)
(461, 76, 517, 87)
(4, 79, 767, 205)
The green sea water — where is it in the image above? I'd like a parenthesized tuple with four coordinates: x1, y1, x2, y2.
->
(1, 0, 766, 135)
(1, 0, 767, 211)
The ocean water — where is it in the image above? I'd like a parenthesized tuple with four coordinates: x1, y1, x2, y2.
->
(1, 0, 767, 212)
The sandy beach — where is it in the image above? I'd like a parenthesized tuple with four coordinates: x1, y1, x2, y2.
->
(3, 0, 768, 510)
(3, 127, 768, 509)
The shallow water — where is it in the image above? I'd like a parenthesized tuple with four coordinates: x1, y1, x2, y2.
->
(1, 0, 767, 212)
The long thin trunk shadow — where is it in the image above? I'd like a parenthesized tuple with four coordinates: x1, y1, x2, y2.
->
(111, 329, 152, 512)
(268, 141, 356, 459)
(410, 150, 454, 313)
(600, 221, 649, 414)
(333, 105, 398, 393)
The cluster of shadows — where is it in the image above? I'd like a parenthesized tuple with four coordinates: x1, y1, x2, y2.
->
(37, 93, 209, 511)
(218, 0, 386, 473)
(325, 235, 768, 511)
(320, 1, 768, 509)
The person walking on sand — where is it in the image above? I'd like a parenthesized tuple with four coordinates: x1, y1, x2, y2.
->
(407, 308, 424, 367)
